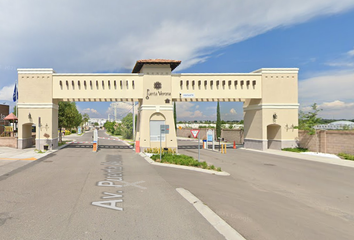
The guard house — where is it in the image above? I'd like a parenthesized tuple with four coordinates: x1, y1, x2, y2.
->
(17, 59, 299, 151)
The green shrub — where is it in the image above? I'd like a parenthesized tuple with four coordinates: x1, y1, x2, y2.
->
(114, 128, 121, 136)
(282, 147, 308, 153)
(71, 129, 76, 133)
(151, 153, 221, 171)
(338, 153, 354, 161)
(122, 128, 132, 139)
(58, 141, 69, 146)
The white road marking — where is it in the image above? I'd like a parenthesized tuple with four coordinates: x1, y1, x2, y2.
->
(120, 180, 146, 190)
(176, 188, 246, 240)
(92, 191, 123, 211)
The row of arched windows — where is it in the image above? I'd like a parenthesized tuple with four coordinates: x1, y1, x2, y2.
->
(59, 80, 135, 90)
(179, 80, 256, 90)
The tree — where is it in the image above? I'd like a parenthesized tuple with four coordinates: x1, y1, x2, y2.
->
(58, 102, 82, 142)
(298, 103, 322, 153)
(121, 113, 133, 139)
(104, 121, 115, 134)
(114, 123, 122, 135)
(174, 101, 177, 131)
(216, 101, 221, 139)
(82, 113, 90, 128)
(12, 106, 17, 116)
(298, 103, 322, 135)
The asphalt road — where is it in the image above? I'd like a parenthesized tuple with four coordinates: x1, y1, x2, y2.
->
(0, 131, 223, 240)
(159, 143, 354, 240)
(1, 131, 353, 240)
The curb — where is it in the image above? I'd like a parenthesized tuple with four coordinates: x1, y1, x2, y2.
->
(138, 152, 230, 176)
(176, 188, 246, 240)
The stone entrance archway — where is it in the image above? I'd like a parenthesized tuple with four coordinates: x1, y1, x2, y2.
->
(17, 59, 299, 151)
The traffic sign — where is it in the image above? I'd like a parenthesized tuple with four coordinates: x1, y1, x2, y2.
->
(160, 125, 169, 134)
(178, 126, 182, 130)
(207, 129, 213, 142)
(190, 129, 200, 138)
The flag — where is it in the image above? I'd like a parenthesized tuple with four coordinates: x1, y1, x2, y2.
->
(13, 84, 18, 102)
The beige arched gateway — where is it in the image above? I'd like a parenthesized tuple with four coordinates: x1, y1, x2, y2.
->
(17, 59, 299, 151)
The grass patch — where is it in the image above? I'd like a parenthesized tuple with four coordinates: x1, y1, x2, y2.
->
(105, 131, 122, 138)
(58, 141, 70, 147)
(150, 153, 222, 171)
(338, 153, 354, 161)
(282, 147, 308, 153)
(34, 149, 46, 153)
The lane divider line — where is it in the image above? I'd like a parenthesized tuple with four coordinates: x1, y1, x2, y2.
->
(176, 188, 246, 240)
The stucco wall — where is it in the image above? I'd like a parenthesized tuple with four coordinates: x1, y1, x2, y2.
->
(177, 129, 354, 155)
(177, 128, 244, 143)
(0, 137, 18, 148)
(177, 128, 210, 139)
(221, 129, 244, 144)
(298, 130, 354, 155)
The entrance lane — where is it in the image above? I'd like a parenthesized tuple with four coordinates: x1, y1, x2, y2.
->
(150, 141, 354, 240)
(0, 136, 224, 240)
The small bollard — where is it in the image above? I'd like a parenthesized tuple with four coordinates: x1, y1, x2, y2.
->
(93, 141, 98, 152)
(220, 143, 227, 154)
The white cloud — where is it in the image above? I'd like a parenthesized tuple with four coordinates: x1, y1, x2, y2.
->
(106, 102, 137, 119)
(192, 110, 203, 118)
(176, 102, 208, 119)
(299, 70, 354, 118)
(82, 108, 98, 114)
(320, 100, 354, 109)
(2, 1, 354, 119)
(325, 48, 354, 67)
(347, 48, 354, 57)
(325, 61, 354, 67)
(230, 108, 237, 115)
(1, 0, 353, 79)
(299, 71, 354, 105)
(0, 84, 15, 101)
(81, 108, 101, 117)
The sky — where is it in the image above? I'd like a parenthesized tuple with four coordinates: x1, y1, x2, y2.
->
(1, 0, 354, 121)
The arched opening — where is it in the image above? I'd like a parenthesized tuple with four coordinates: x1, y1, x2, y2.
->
(149, 113, 166, 142)
(267, 124, 281, 150)
(21, 123, 35, 148)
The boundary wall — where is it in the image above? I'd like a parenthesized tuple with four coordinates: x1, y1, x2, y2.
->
(298, 130, 354, 155)
(178, 129, 354, 155)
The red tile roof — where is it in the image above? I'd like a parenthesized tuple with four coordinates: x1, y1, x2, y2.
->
(132, 59, 181, 73)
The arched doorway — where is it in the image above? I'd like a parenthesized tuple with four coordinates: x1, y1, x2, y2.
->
(267, 124, 281, 150)
(20, 123, 35, 149)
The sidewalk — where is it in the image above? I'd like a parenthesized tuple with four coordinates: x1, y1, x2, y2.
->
(244, 148, 354, 168)
(0, 142, 72, 179)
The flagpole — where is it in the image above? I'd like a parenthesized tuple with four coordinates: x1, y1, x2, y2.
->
(14, 80, 18, 137)
(16, 79, 18, 116)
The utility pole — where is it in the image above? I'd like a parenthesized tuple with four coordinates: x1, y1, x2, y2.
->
(132, 101, 135, 145)
(114, 103, 117, 122)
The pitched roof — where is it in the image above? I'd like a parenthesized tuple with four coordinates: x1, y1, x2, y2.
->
(4, 113, 18, 120)
(132, 59, 181, 73)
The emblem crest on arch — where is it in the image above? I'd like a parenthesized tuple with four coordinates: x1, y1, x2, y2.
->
(154, 82, 162, 90)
